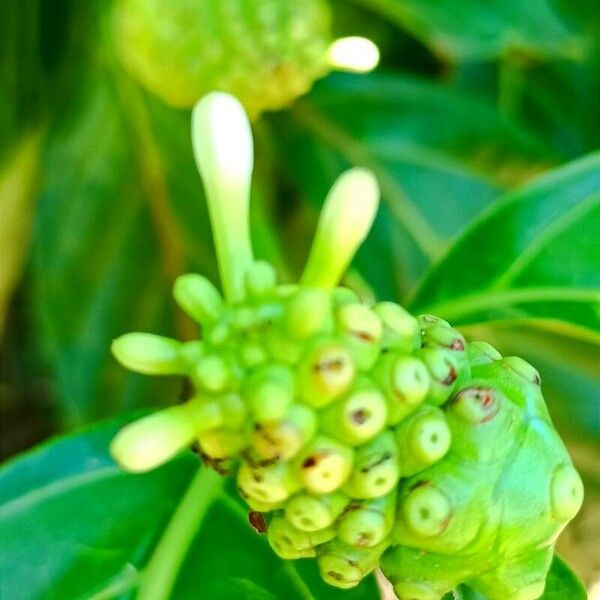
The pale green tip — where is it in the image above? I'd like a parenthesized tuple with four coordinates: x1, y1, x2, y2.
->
(111, 333, 187, 375)
(192, 92, 254, 302)
(327, 37, 380, 73)
(301, 168, 380, 288)
(110, 406, 198, 473)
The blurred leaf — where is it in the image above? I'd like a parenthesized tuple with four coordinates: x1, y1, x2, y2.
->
(274, 72, 553, 298)
(0, 131, 43, 332)
(0, 414, 380, 600)
(352, 0, 583, 61)
(0, 413, 196, 600)
(411, 152, 600, 336)
(0, 0, 43, 160)
(520, 0, 600, 157)
(410, 154, 600, 443)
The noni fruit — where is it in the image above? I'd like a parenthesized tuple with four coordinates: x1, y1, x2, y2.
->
(113, 0, 331, 116)
(110, 93, 583, 600)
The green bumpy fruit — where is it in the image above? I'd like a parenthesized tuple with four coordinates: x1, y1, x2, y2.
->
(110, 92, 583, 600)
(113, 0, 331, 115)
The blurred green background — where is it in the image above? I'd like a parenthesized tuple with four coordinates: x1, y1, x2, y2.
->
(1, 0, 599, 595)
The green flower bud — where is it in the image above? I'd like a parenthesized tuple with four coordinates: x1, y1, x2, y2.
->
(268, 515, 335, 559)
(186, 398, 224, 430)
(206, 319, 232, 347)
(219, 393, 248, 430)
(238, 488, 285, 513)
(421, 322, 466, 353)
(245, 364, 294, 421)
(375, 354, 430, 424)
(418, 347, 459, 405)
(263, 325, 304, 364)
(198, 428, 246, 459)
(317, 539, 388, 589)
(110, 403, 203, 472)
(238, 460, 301, 504)
(244, 261, 277, 300)
(239, 341, 268, 368)
(417, 314, 450, 330)
(112, 333, 186, 375)
(336, 303, 382, 370)
(467, 340, 502, 366)
(402, 482, 452, 538)
(297, 341, 355, 407)
(337, 491, 396, 547)
(374, 301, 420, 353)
(251, 404, 316, 461)
(332, 287, 361, 307)
(193, 353, 231, 392)
(343, 431, 400, 498)
(173, 273, 224, 324)
(296, 436, 354, 494)
(285, 491, 348, 531)
(395, 406, 451, 476)
(285, 288, 332, 339)
(179, 340, 204, 366)
(319, 384, 387, 446)
(300, 168, 380, 289)
(550, 464, 584, 521)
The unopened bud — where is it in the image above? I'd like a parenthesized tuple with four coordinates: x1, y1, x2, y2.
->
(173, 274, 224, 323)
(111, 333, 186, 375)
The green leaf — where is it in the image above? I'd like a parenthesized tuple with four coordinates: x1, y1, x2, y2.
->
(541, 555, 587, 599)
(31, 70, 181, 428)
(274, 72, 553, 298)
(0, 413, 197, 600)
(352, 0, 583, 61)
(0, 414, 381, 600)
(411, 152, 600, 337)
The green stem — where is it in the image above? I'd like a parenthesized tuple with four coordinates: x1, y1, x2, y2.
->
(137, 468, 224, 600)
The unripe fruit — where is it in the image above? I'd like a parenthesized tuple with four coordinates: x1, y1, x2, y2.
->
(319, 384, 387, 445)
(297, 341, 355, 407)
(296, 436, 354, 494)
(343, 431, 400, 498)
(395, 405, 451, 476)
(402, 483, 452, 537)
(113, 0, 332, 116)
(337, 492, 396, 547)
(285, 492, 348, 532)
(375, 354, 430, 424)
(110, 92, 583, 597)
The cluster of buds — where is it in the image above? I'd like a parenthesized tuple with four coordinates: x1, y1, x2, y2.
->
(110, 93, 583, 600)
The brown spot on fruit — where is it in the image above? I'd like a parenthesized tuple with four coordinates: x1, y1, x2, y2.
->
(248, 511, 267, 534)
(442, 364, 457, 385)
(351, 409, 369, 424)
